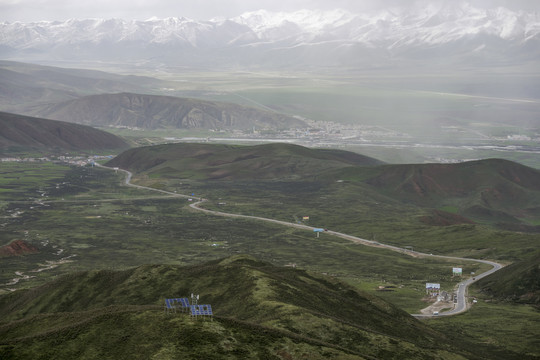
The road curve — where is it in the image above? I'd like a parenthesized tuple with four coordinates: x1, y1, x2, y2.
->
(102, 165, 504, 318)
(190, 200, 503, 318)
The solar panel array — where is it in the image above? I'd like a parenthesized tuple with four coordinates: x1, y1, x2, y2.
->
(164, 297, 214, 320)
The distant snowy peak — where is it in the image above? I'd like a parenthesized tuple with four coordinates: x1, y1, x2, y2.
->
(229, 6, 539, 41)
(2, 7, 538, 46)
(1, 6, 539, 68)
(233, 9, 355, 32)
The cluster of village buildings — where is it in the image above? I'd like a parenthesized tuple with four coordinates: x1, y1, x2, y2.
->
(1, 155, 114, 166)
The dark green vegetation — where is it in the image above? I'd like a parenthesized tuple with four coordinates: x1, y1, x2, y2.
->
(1, 162, 477, 313)
(107, 142, 382, 179)
(108, 143, 540, 258)
(475, 249, 540, 306)
(0, 111, 129, 155)
(0, 256, 518, 359)
(33, 92, 307, 131)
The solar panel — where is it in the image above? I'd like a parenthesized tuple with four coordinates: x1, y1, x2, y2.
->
(178, 298, 190, 308)
(199, 304, 213, 316)
(164, 298, 177, 313)
(190, 304, 213, 319)
(190, 304, 200, 316)
(165, 298, 192, 313)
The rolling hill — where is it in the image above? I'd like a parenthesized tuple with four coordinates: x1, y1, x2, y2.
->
(360, 159, 540, 228)
(107, 143, 540, 229)
(0, 111, 129, 154)
(0, 255, 494, 359)
(106, 142, 383, 180)
(32, 92, 308, 131)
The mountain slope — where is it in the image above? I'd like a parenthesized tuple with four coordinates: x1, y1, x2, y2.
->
(33, 92, 308, 130)
(0, 60, 165, 114)
(361, 159, 540, 228)
(476, 249, 540, 305)
(0, 111, 129, 154)
(1, 6, 538, 69)
(0, 255, 490, 359)
(106, 142, 382, 180)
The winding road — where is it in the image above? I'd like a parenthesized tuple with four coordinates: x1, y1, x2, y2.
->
(104, 165, 504, 318)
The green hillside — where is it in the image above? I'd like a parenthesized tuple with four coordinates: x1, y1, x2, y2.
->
(359, 159, 540, 228)
(0, 111, 129, 155)
(107, 143, 540, 230)
(0, 255, 494, 359)
(107, 142, 383, 180)
(475, 250, 540, 306)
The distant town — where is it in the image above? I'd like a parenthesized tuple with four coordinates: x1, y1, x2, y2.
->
(1, 155, 114, 166)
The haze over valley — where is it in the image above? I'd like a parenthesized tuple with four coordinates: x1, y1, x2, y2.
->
(1, 1, 539, 359)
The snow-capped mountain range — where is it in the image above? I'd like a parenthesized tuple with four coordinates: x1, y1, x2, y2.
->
(1, 4, 539, 69)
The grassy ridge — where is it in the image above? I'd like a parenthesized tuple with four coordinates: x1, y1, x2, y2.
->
(0, 256, 498, 359)
(0, 307, 370, 360)
(107, 142, 382, 180)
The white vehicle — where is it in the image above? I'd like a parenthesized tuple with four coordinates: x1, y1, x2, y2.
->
(433, 311, 439, 316)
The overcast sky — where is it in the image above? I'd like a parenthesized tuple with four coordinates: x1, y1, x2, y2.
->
(1, 0, 539, 23)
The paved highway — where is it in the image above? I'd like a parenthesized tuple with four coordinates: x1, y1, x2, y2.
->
(105, 165, 504, 319)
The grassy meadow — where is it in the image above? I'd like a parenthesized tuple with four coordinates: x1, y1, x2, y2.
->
(141, 174, 538, 262)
